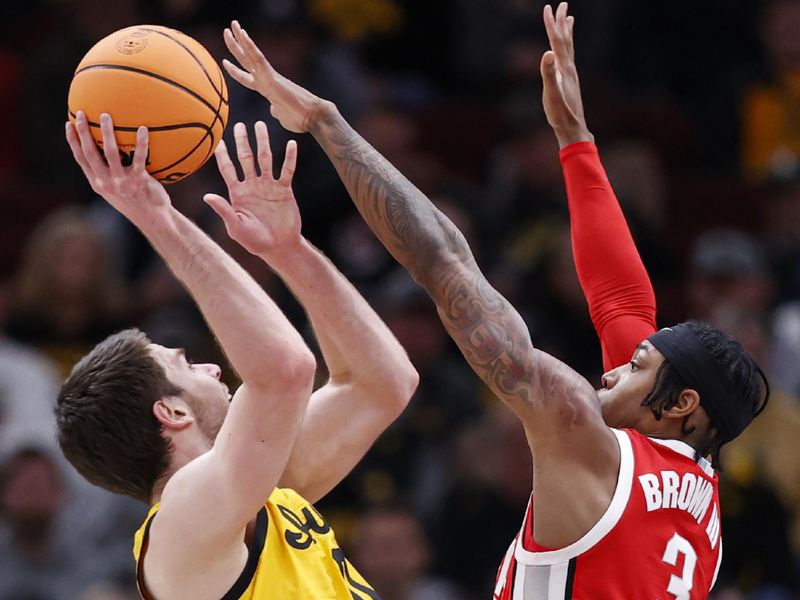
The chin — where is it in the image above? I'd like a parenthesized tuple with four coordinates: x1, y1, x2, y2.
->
(600, 404, 626, 429)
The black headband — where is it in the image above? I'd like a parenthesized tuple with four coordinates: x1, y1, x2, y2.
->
(647, 324, 751, 443)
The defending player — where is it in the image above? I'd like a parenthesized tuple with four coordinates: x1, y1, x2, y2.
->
(222, 4, 769, 597)
(491, 5, 769, 598)
(59, 112, 417, 599)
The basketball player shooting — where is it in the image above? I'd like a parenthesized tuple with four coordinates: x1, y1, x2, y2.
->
(223, 3, 768, 598)
(60, 112, 417, 599)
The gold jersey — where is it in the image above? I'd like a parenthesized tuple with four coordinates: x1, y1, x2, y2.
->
(133, 487, 379, 599)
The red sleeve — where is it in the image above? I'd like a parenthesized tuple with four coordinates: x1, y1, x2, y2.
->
(560, 142, 657, 372)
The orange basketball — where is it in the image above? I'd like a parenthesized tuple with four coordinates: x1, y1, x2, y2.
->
(68, 25, 229, 184)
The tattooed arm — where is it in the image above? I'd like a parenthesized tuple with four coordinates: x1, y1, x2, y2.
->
(309, 112, 548, 402)
(219, 21, 610, 438)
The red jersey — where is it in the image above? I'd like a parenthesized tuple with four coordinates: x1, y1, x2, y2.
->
(494, 429, 721, 600)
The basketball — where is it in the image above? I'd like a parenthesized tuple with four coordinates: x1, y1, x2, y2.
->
(67, 25, 229, 184)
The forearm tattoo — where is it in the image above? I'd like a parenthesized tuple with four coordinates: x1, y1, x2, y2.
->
(310, 110, 562, 406)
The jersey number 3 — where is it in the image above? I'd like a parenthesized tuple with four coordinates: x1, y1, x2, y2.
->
(662, 533, 697, 600)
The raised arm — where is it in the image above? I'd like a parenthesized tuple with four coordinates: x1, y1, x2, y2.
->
(65, 113, 315, 583)
(204, 121, 418, 504)
(540, 3, 657, 370)
(219, 22, 607, 443)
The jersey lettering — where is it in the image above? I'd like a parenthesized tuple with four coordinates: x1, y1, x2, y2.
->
(638, 471, 713, 523)
(705, 503, 720, 549)
(277, 503, 331, 550)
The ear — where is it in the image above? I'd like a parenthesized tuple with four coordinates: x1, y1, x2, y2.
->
(662, 388, 701, 419)
(153, 397, 195, 431)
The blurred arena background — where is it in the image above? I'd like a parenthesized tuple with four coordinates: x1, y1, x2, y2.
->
(1, 0, 799, 598)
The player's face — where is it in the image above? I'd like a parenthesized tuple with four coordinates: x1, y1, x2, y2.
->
(597, 340, 665, 430)
(149, 344, 231, 442)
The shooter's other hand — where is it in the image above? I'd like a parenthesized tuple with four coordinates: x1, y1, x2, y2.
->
(204, 121, 302, 258)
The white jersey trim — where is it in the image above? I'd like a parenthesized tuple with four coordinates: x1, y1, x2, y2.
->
(647, 437, 715, 477)
(514, 428, 634, 566)
(711, 539, 723, 589)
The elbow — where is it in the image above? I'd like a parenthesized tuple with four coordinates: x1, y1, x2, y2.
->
(386, 361, 420, 417)
(252, 347, 317, 394)
(356, 358, 419, 419)
(285, 349, 318, 390)
(409, 247, 464, 294)
(398, 363, 420, 409)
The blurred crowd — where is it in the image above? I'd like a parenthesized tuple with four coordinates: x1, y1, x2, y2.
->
(1, 0, 800, 598)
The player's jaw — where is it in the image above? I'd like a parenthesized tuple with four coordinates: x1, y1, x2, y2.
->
(149, 344, 231, 442)
(597, 341, 665, 431)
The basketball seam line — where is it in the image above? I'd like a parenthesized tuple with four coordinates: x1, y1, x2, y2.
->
(74, 64, 224, 123)
(138, 26, 228, 105)
(68, 112, 211, 132)
(196, 64, 228, 167)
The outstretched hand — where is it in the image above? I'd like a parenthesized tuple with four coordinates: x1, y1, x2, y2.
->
(65, 112, 171, 225)
(222, 21, 329, 133)
(204, 121, 302, 258)
(541, 3, 594, 148)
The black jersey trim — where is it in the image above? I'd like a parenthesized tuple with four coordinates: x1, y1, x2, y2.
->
(563, 557, 577, 599)
(135, 507, 268, 600)
(136, 512, 157, 600)
(221, 506, 268, 600)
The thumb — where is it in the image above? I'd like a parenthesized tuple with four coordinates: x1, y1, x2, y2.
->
(540, 50, 558, 85)
(203, 193, 237, 225)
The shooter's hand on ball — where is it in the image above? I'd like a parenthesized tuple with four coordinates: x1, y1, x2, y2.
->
(65, 112, 171, 225)
(204, 121, 302, 259)
(222, 21, 330, 134)
(541, 2, 594, 148)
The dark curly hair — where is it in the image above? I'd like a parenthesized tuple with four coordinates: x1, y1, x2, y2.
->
(55, 329, 182, 502)
(641, 320, 769, 467)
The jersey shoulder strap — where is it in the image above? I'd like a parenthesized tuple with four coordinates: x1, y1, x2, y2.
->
(133, 502, 268, 600)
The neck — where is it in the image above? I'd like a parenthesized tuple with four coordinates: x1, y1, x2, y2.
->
(646, 426, 714, 460)
(150, 434, 212, 504)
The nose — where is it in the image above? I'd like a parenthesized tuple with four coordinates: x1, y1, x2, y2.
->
(198, 363, 221, 380)
(602, 368, 618, 390)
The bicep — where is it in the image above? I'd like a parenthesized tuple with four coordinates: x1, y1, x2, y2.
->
(279, 382, 401, 503)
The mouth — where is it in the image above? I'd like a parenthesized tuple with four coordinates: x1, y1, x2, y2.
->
(596, 387, 610, 405)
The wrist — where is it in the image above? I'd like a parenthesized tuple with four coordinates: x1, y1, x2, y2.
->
(259, 237, 310, 272)
(555, 127, 595, 149)
(130, 204, 179, 236)
(307, 100, 339, 135)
